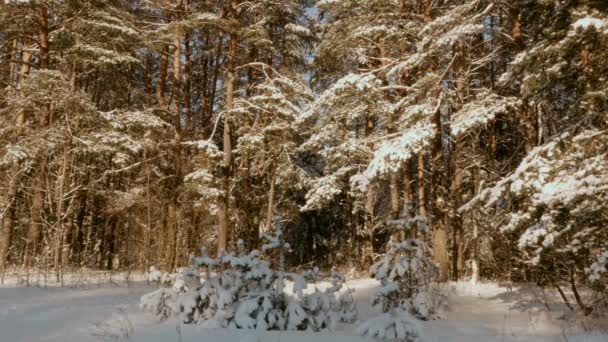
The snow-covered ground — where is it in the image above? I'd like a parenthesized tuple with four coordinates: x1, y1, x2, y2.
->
(1, 277, 606, 342)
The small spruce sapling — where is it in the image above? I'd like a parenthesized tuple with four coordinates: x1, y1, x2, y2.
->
(358, 214, 446, 342)
(141, 217, 358, 331)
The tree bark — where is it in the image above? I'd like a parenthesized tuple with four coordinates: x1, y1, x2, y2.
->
(25, 162, 44, 271)
(422, 0, 432, 23)
(433, 223, 449, 282)
(379, 38, 400, 220)
(0, 175, 19, 280)
(157, 46, 169, 108)
(364, 183, 376, 265)
(16, 47, 33, 132)
(362, 111, 376, 266)
(265, 168, 276, 231)
(172, 20, 182, 132)
(38, 3, 49, 69)
(417, 153, 427, 217)
(145, 52, 153, 108)
(451, 152, 464, 280)
(183, 0, 192, 133)
(207, 35, 223, 137)
(218, 0, 238, 255)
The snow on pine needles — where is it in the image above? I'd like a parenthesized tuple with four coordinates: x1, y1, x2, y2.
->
(140, 217, 358, 332)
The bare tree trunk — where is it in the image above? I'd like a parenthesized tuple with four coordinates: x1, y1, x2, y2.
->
(364, 183, 376, 266)
(144, 145, 153, 275)
(183, 0, 192, 134)
(422, 0, 432, 23)
(402, 162, 414, 240)
(172, 16, 182, 132)
(218, 0, 238, 255)
(378, 38, 400, 221)
(16, 48, 32, 132)
(25, 163, 44, 271)
(570, 266, 592, 315)
(11, 46, 33, 272)
(206, 35, 223, 137)
(157, 46, 169, 108)
(451, 152, 464, 280)
(25, 2, 51, 279)
(54, 149, 70, 283)
(362, 112, 376, 266)
(198, 33, 210, 135)
(511, 7, 523, 50)
(403, 162, 413, 217)
(417, 153, 426, 217)
(450, 42, 466, 281)
(167, 203, 178, 270)
(38, 3, 49, 69)
(145, 53, 153, 108)
(265, 168, 276, 232)
(470, 164, 484, 284)
(0, 175, 19, 281)
(433, 223, 449, 282)
(8, 39, 17, 83)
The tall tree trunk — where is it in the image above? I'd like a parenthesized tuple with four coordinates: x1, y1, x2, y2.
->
(379, 38, 400, 220)
(422, 0, 432, 23)
(0, 175, 19, 280)
(451, 145, 464, 280)
(362, 113, 376, 266)
(25, 2, 51, 277)
(157, 46, 169, 108)
(265, 168, 276, 231)
(169, 1, 184, 268)
(54, 148, 70, 283)
(25, 162, 44, 271)
(16, 47, 32, 132)
(7, 39, 17, 83)
(511, 7, 523, 50)
(218, 0, 238, 255)
(183, 1, 192, 134)
(38, 3, 49, 69)
(172, 21, 182, 132)
(207, 35, 223, 136)
(470, 159, 484, 284)
(167, 202, 178, 270)
(145, 52, 153, 108)
(432, 103, 451, 283)
(6, 42, 34, 277)
(450, 42, 466, 280)
(199, 33, 210, 136)
(402, 162, 414, 240)
(417, 153, 427, 217)
(364, 183, 376, 266)
(433, 223, 449, 282)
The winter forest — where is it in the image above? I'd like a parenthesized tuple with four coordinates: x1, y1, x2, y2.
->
(0, 0, 607, 341)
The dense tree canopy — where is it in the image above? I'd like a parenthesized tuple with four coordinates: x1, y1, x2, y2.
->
(0, 0, 607, 315)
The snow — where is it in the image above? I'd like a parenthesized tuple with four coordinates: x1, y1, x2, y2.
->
(1, 277, 606, 341)
(451, 93, 517, 137)
(301, 166, 356, 212)
(587, 251, 608, 282)
(364, 122, 435, 180)
(572, 18, 607, 30)
(285, 23, 312, 37)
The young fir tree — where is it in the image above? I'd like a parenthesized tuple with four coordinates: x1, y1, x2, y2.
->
(357, 215, 445, 342)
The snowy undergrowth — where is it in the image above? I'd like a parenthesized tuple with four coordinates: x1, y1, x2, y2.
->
(140, 218, 358, 332)
(3, 278, 608, 342)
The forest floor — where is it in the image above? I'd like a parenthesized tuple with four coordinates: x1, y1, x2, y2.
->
(1, 274, 606, 342)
